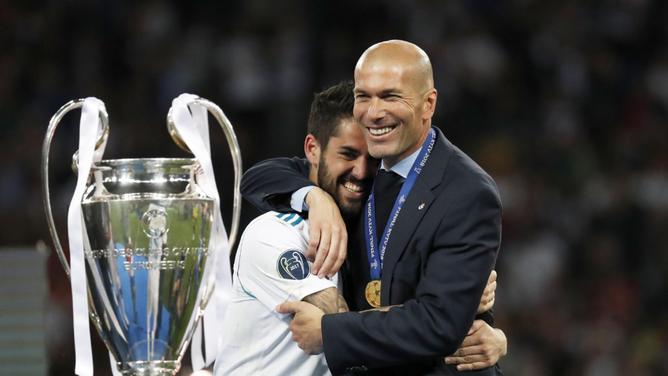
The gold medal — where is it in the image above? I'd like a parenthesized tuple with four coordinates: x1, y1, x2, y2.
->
(365, 280, 381, 308)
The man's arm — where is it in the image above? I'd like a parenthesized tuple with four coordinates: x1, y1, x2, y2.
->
(477, 270, 496, 314)
(304, 270, 502, 316)
(240, 157, 312, 213)
(283, 288, 349, 355)
(442, 272, 505, 372)
(280, 269, 503, 366)
(303, 287, 349, 314)
(236, 216, 338, 316)
(241, 157, 348, 277)
(445, 320, 507, 371)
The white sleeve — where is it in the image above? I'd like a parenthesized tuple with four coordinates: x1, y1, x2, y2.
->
(291, 186, 315, 212)
(235, 217, 336, 311)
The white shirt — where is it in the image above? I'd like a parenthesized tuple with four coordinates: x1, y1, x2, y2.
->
(215, 211, 337, 376)
(380, 146, 421, 179)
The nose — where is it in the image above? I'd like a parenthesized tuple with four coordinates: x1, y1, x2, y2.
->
(350, 157, 371, 181)
(366, 97, 385, 121)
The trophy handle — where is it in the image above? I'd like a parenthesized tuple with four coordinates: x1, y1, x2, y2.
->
(166, 98, 243, 252)
(41, 99, 109, 277)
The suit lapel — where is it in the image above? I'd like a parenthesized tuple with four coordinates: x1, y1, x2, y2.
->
(380, 128, 452, 304)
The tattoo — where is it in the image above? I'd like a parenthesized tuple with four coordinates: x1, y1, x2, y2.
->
(337, 293, 349, 313)
(303, 287, 349, 314)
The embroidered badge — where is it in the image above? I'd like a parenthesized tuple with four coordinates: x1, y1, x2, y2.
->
(277, 250, 309, 280)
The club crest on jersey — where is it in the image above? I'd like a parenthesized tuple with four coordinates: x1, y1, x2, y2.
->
(277, 250, 309, 280)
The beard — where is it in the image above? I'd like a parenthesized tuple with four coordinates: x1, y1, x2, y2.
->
(317, 155, 367, 221)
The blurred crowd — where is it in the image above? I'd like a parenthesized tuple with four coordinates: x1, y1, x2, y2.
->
(2, 1, 667, 375)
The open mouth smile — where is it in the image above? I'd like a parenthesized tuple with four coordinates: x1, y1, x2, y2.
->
(343, 181, 364, 193)
(366, 124, 399, 138)
(368, 125, 397, 136)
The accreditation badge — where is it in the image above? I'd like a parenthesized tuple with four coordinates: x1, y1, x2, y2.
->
(365, 280, 381, 308)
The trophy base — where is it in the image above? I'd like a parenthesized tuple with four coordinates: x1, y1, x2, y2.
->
(119, 360, 180, 376)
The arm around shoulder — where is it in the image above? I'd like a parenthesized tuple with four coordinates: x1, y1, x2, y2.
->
(241, 157, 313, 212)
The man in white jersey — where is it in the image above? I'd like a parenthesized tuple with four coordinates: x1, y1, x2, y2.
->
(216, 211, 340, 375)
(216, 82, 505, 375)
(216, 82, 374, 376)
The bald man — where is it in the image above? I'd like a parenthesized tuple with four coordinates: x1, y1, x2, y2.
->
(244, 40, 503, 375)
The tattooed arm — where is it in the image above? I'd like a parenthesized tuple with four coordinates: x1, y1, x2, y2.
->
(303, 287, 349, 314)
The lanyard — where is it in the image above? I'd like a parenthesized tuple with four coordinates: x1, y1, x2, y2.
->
(364, 128, 436, 280)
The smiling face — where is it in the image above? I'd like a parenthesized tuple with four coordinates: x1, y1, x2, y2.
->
(353, 40, 437, 167)
(306, 118, 378, 219)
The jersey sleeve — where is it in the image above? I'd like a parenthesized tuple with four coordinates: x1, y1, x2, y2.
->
(235, 215, 337, 311)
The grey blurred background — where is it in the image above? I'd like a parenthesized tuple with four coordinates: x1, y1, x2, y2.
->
(1, 1, 667, 375)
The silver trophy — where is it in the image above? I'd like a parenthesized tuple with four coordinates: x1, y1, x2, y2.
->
(41, 97, 242, 375)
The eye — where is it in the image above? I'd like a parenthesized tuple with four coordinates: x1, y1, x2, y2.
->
(340, 151, 357, 160)
(354, 93, 370, 101)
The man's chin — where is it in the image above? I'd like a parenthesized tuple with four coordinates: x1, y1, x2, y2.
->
(368, 145, 396, 161)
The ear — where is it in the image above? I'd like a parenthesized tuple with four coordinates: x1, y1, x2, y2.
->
(304, 134, 321, 168)
(422, 88, 437, 120)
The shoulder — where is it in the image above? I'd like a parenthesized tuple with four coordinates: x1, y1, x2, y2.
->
(238, 212, 309, 255)
(432, 128, 501, 207)
(248, 156, 310, 174)
(244, 211, 307, 233)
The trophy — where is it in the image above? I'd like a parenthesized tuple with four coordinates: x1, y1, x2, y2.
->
(41, 96, 242, 375)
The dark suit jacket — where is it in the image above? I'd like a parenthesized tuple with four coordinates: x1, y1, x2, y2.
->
(241, 127, 503, 375)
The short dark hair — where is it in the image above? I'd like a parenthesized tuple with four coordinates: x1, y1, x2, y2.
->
(307, 81, 354, 150)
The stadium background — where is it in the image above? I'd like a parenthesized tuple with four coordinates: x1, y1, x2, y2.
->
(1, 1, 667, 375)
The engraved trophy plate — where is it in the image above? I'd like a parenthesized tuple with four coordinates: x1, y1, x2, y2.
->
(42, 97, 242, 375)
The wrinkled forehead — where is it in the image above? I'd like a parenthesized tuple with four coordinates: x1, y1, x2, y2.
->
(354, 58, 431, 94)
(354, 62, 407, 86)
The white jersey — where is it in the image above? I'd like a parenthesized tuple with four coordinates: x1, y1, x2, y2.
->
(215, 211, 336, 376)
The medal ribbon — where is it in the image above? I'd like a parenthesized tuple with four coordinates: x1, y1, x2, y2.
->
(364, 128, 436, 281)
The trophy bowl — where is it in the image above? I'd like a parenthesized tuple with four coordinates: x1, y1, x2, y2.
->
(42, 97, 242, 375)
(82, 158, 213, 375)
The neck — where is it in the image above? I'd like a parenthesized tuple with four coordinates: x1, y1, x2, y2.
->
(308, 165, 318, 185)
